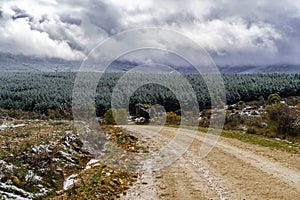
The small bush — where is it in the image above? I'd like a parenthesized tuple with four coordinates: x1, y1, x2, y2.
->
(268, 93, 281, 104)
(237, 101, 246, 110)
(266, 103, 299, 138)
(166, 112, 181, 125)
(247, 127, 257, 134)
(104, 108, 128, 125)
(104, 108, 116, 125)
(225, 113, 244, 129)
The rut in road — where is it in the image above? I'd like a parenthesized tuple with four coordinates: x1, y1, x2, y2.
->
(120, 126, 228, 199)
(120, 125, 300, 199)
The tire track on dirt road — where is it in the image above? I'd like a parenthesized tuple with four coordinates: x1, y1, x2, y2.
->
(120, 126, 229, 199)
(120, 125, 300, 199)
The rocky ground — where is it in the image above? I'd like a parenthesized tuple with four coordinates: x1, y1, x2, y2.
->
(2, 120, 300, 199)
(0, 120, 147, 200)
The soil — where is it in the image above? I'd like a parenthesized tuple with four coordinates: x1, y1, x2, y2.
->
(120, 125, 300, 200)
(2, 120, 299, 199)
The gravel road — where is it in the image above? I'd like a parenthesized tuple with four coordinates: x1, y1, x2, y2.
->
(120, 125, 300, 200)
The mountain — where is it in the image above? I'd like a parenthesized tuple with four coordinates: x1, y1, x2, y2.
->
(0, 52, 80, 72)
(0, 52, 136, 73)
(218, 65, 300, 74)
(0, 52, 300, 74)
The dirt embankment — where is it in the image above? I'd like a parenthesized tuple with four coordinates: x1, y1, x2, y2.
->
(0, 121, 147, 200)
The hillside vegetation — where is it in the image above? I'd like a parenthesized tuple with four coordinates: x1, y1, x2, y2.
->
(1, 72, 300, 117)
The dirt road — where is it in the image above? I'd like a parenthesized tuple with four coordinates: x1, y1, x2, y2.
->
(119, 125, 300, 200)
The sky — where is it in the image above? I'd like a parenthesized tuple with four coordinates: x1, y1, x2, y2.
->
(0, 0, 300, 66)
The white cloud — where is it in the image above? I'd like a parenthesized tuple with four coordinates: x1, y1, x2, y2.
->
(0, 1, 85, 60)
(0, 17, 84, 60)
(0, 0, 299, 65)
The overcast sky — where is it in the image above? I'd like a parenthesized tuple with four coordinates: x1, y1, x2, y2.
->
(0, 0, 300, 66)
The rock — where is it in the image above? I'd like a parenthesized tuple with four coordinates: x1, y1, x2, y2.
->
(56, 166, 63, 172)
(118, 178, 124, 185)
(240, 126, 247, 131)
(112, 179, 119, 185)
(124, 185, 130, 189)
(156, 175, 163, 179)
(72, 142, 78, 148)
(92, 163, 102, 168)
(133, 174, 138, 178)
(109, 180, 118, 188)
(259, 122, 268, 128)
(11, 176, 21, 186)
(56, 190, 64, 195)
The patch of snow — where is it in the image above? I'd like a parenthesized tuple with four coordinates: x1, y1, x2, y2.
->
(63, 174, 78, 190)
(12, 124, 26, 128)
(0, 190, 30, 200)
(0, 182, 33, 199)
(31, 144, 52, 153)
(25, 170, 43, 182)
(186, 153, 227, 200)
(0, 182, 48, 199)
(58, 151, 76, 163)
(65, 130, 73, 135)
(135, 117, 145, 123)
(39, 187, 49, 195)
(0, 160, 15, 172)
(84, 158, 100, 170)
(274, 138, 293, 144)
(52, 158, 60, 162)
(0, 124, 8, 131)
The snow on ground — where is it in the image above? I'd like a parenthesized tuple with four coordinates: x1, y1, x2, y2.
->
(63, 174, 78, 190)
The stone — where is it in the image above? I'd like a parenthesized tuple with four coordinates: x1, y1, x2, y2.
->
(11, 176, 21, 186)
(56, 190, 64, 195)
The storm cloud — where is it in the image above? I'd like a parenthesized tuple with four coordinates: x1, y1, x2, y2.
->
(0, 0, 299, 66)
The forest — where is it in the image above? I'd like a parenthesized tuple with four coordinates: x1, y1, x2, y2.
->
(1, 72, 300, 118)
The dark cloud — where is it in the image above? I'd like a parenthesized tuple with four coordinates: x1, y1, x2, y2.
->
(60, 15, 82, 26)
(12, 13, 32, 20)
(38, 15, 48, 24)
(11, 6, 25, 14)
(11, 6, 33, 21)
(84, 0, 123, 35)
(0, 0, 299, 65)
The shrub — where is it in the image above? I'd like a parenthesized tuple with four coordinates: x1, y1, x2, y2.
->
(225, 113, 245, 129)
(247, 127, 257, 134)
(104, 108, 116, 125)
(104, 108, 128, 125)
(201, 109, 212, 118)
(268, 93, 281, 104)
(266, 104, 299, 138)
(166, 112, 181, 125)
(249, 100, 264, 107)
(237, 101, 246, 110)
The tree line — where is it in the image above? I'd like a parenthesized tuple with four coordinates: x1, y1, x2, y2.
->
(1, 72, 300, 118)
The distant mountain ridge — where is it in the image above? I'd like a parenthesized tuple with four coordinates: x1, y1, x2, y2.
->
(0, 52, 80, 72)
(218, 65, 300, 74)
(0, 52, 299, 74)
